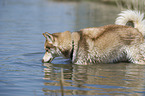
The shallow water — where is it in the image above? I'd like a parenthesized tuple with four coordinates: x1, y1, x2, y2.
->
(0, 0, 145, 96)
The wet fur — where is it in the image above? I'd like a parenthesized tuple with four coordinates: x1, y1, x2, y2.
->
(42, 10, 145, 64)
(72, 25, 144, 64)
(43, 24, 144, 64)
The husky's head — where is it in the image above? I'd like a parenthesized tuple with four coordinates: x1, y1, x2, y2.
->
(42, 31, 72, 63)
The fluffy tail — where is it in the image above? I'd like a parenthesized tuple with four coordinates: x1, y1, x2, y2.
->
(115, 10, 145, 36)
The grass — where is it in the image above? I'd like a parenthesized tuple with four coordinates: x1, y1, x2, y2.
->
(60, 68, 64, 96)
(116, 0, 145, 12)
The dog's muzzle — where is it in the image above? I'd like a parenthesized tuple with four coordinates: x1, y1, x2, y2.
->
(42, 52, 54, 63)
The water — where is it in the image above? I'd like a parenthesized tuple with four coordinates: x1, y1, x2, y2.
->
(0, 0, 145, 96)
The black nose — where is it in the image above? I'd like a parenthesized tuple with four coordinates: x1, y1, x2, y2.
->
(42, 59, 44, 63)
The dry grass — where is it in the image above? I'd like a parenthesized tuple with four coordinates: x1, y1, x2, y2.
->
(116, 0, 145, 12)
(60, 68, 64, 96)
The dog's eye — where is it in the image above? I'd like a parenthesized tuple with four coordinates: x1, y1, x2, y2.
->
(46, 47, 50, 49)
(45, 47, 50, 51)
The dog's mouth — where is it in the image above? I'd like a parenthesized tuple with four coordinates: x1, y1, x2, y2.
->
(42, 52, 54, 63)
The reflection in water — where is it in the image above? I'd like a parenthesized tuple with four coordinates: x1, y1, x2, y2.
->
(42, 63, 73, 95)
(1, 0, 145, 96)
(43, 63, 145, 95)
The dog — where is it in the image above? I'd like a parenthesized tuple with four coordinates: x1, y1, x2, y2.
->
(42, 10, 145, 65)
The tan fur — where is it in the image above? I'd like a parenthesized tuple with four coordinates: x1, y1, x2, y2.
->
(42, 25, 144, 64)
(46, 31, 72, 58)
(74, 25, 144, 64)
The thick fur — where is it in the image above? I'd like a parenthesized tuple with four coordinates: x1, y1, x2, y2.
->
(115, 10, 145, 64)
(42, 10, 145, 65)
(72, 25, 144, 64)
(115, 10, 145, 36)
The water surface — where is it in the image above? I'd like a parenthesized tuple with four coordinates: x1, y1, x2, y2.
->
(0, 0, 145, 96)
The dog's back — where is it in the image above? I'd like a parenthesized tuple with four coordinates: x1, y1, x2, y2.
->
(72, 25, 144, 64)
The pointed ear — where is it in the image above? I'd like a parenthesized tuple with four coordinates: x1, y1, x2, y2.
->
(43, 32, 54, 43)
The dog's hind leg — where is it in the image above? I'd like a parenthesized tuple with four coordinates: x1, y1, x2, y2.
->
(126, 44, 145, 64)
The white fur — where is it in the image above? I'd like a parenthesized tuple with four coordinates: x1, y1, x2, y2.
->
(115, 10, 145, 36)
(42, 48, 64, 63)
(43, 52, 53, 62)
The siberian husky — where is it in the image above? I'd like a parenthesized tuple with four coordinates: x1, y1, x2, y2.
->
(42, 10, 145, 65)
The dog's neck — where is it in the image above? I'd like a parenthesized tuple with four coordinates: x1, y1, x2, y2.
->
(57, 31, 73, 58)
(58, 31, 80, 61)
(69, 32, 80, 62)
